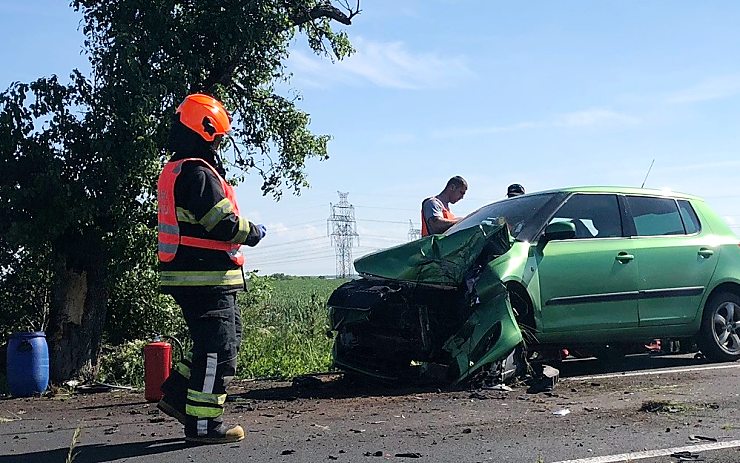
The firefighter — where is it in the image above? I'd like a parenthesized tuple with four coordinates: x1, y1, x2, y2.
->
(421, 176, 467, 236)
(156, 93, 266, 444)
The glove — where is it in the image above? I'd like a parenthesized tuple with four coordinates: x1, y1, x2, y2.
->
(245, 221, 266, 247)
(257, 224, 267, 240)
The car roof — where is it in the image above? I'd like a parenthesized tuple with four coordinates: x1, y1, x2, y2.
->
(531, 186, 702, 201)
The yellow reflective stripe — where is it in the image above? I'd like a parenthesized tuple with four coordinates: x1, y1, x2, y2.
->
(186, 404, 224, 419)
(230, 216, 250, 244)
(160, 269, 243, 287)
(174, 361, 191, 378)
(200, 198, 234, 232)
(176, 207, 199, 224)
(187, 389, 227, 405)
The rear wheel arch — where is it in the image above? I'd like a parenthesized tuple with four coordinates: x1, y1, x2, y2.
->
(704, 282, 740, 304)
(702, 282, 740, 325)
(698, 285, 740, 362)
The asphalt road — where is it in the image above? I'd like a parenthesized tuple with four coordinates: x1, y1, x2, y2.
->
(1, 354, 739, 463)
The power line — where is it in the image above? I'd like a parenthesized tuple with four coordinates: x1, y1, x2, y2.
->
(356, 218, 409, 225)
(246, 247, 336, 262)
(361, 234, 405, 241)
(246, 246, 333, 261)
(245, 236, 327, 250)
(355, 204, 418, 212)
(246, 253, 336, 267)
(267, 219, 326, 229)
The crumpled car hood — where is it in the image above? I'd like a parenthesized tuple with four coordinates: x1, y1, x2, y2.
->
(329, 221, 524, 385)
(354, 220, 512, 286)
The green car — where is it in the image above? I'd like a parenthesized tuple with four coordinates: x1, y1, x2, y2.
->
(327, 187, 740, 384)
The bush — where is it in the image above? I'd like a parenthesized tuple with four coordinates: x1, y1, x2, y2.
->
(97, 340, 147, 387)
(96, 275, 347, 385)
(105, 265, 188, 345)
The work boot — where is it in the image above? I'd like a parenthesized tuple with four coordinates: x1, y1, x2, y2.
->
(157, 396, 186, 425)
(185, 422, 245, 445)
(158, 368, 188, 425)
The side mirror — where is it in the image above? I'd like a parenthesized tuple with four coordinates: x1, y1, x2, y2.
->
(543, 221, 576, 242)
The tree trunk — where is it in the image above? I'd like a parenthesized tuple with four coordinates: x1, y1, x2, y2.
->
(47, 247, 109, 383)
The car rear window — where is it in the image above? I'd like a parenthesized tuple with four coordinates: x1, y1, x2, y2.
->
(626, 196, 686, 236)
(677, 200, 701, 234)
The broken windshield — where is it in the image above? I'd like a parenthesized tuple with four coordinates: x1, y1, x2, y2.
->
(445, 192, 566, 242)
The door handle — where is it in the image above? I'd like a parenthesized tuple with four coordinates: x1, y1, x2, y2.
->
(615, 252, 634, 263)
(698, 248, 714, 258)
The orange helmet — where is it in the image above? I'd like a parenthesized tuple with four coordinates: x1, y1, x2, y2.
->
(175, 94, 231, 142)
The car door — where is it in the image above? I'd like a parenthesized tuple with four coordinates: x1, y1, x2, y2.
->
(623, 196, 719, 326)
(536, 193, 640, 333)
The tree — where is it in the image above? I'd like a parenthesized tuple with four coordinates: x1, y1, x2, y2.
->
(0, 0, 360, 382)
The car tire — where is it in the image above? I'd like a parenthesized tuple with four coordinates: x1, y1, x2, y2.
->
(698, 291, 740, 362)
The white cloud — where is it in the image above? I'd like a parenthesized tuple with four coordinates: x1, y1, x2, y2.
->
(553, 108, 640, 127)
(432, 108, 638, 139)
(659, 160, 740, 172)
(377, 132, 418, 144)
(667, 74, 740, 104)
(288, 37, 475, 90)
(432, 121, 539, 139)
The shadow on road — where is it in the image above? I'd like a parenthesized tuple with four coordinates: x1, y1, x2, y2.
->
(236, 354, 731, 403)
(0, 438, 186, 463)
(78, 400, 151, 411)
(557, 353, 714, 378)
(235, 374, 452, 402)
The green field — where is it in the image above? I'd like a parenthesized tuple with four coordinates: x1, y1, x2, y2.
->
(236, 276, 348, 379)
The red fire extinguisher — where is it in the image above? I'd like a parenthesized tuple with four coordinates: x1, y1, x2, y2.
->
(143, 335, 172, 402)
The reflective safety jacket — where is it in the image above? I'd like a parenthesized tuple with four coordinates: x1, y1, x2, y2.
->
(421, 198, 456, 237)
(157, 157, 260, 292)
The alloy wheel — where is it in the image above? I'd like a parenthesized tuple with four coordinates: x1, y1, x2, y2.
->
(712, 301, 740, 355)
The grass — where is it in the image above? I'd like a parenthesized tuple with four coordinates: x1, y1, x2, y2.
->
(96, 275, 348, 384)
(97, 340, 147, 387)
(65, 424, 82, 463)
(237, 276, 347, 379)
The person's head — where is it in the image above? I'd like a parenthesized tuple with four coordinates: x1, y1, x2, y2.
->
(166, 94, 232, 166)
(507, 183, 525, 198)
(444, 176, 468, 204)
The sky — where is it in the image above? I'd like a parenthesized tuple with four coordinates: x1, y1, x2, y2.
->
(2, 1, 740, 276)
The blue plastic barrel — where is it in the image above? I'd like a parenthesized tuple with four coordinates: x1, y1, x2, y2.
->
(6, 331, 49, 397)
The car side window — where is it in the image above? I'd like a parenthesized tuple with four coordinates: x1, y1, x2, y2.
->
(626, 196, 685, 236)
(549, 194, 622, 239)
(677, 200, 701, 234)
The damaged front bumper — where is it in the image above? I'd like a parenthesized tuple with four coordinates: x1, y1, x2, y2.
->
(327, 221, 524, 385)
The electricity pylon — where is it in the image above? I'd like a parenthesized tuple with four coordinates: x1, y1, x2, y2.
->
(408, 219, 421, 241)
(327, 192, 360, 278)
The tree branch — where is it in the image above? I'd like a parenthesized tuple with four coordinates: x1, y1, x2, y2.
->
(290, 2, 356, 26)
(201, 1, 360, 92)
